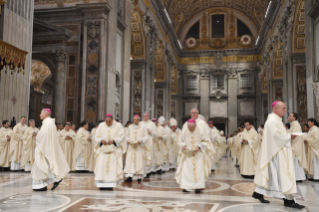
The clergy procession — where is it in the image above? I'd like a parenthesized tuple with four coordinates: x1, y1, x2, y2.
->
(1, 101, 319, 209)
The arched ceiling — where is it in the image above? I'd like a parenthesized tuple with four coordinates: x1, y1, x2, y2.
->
(162, 0, 271, 33)
(31, 60, 52, 93)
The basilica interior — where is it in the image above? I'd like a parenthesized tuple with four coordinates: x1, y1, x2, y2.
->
(1, 0, 319, 212)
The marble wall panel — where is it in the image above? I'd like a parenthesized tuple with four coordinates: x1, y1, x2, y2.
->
(210, 101, 227, 117)
(85, 21, 100, 123)
(296, 66, 307, 124)
(238, 101, 255, 116)
(156, 89, 164, 118)
(184, 102, 198, 116)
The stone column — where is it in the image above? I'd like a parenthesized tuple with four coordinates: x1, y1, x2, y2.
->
(199, 70, 210, 118)
(227, 69, 238, 133)
(52, 49, 67, 123)
(29, 90, 44, 126)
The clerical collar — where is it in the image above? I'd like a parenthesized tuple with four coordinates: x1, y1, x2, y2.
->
(310, 125, 316, 129)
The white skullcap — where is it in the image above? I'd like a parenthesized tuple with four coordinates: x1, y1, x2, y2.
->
(220, 130, 224, 135)
(158, 116, 166, 125)
(169, 118, 177, 126)
(198, 114, 205, 121)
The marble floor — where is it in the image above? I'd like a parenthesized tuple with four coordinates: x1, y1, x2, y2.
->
(0, 156, 318, 212)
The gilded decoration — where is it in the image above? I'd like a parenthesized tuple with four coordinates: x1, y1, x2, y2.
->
(30, 61, 52, 93)
(162, 0, 270, 33)
(131, 3, 146, 60)
(34, 0, 109, 7)
(155, 40, 166, 82)
(292, 0, 305, 53)
(170, 64, 178, 95)
(156, 89, 164, 118)
(272, 43, 283, 79)
(0, 0, 6, 14)
(0, 41, 28, 75)
(182, 9, 255, 51)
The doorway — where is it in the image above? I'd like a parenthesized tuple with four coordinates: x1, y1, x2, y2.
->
(214, 123, 226, 134)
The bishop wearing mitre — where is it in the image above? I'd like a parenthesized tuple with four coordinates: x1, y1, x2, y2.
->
(175, 119, 213, 193)
(59, 122, 76, 169)
(253, 101, 304, 209)
(0, 120, 13, 169)
(141, 112, 157, 178)
(287, 113, 308, 182)
(94, 114, 125, 190)
(304, 118, 319, 181)
(158, 116, 172, 172)
(21, 119, 38, 171)
(73, 121, 92, 171)
(9, 116, 28, 171)
(170, 118, 181, 169)
(153, 118, 167, 174)
(239, 120, 259, 178)
(32, 109, 70, 191)
(124, 114, 149, 182)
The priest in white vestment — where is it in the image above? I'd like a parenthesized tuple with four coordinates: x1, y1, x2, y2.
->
(0, 120, 12, 169)
(21, 120, 38, 171)
(94, 114, 125, 190)
(154, 119, 167, 174)
(73, 121, 92, 171)
(182, 109, 216, 167)
(141, 112, 157, 177)
(32, 109, 70, 191)
(124, 115, 149, 182)
(9, 116, 28, 171)
(89, 122, 102, 172)
(59, 123, 76, 169)
(305, 118, 319, 181)
(175, 119, 213, 193)
(253, 101, 304, 209)
(288, 113, 307, 182)
(170, 118, 181, 170)
(208, 121, 220, 171)
(239, 120, 259, 178)
(159, 116, 173, 171)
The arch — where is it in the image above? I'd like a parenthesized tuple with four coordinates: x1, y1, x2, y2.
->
(179, 8, 258, 50)
(30, 60, 52, 92)
(31, 54, 56, 82)
(131, 4, 146, 60)
(292, 0, 305, 54)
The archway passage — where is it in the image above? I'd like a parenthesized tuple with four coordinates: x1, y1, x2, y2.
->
(29, 60, 52, 126)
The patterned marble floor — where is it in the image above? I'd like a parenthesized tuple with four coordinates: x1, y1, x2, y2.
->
(0, 156, 318, 212)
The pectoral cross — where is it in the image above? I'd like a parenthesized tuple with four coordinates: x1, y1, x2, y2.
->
(190, 136, 195, 148)
(107, 129, 111, 140)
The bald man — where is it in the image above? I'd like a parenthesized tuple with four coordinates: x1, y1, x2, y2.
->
(252, 101, 304, 209)
(32, 109, 70, 191)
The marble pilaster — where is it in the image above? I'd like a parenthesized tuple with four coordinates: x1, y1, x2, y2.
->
(52, 49, 67, 123)
(227, 69, 238, 133)
(199, 69, 210, 118)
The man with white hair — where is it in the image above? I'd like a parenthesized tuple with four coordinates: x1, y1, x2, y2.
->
(253, 101, 304, 209)
(159, 116, 172, 172)
(124, 114, 149, 182)
(141, 112, 157, 178)
(21, 119, 38, 172)
(59, 122, 76, 169)
(32, 109, 70, 191)
(175, 119, 214, 193)
(9, 116, 28, 171)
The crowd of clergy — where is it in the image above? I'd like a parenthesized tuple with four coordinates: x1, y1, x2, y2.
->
(0, 101, 319, 209)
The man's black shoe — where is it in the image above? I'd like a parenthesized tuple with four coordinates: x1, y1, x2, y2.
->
(195, 189, 201, 193)
(156, 170, 162, 175)
(137, 178, 142, 182)
(33, 186, 47, 191)
(144, 173, 150, 179)
(51, 179, 63, 191)
(211, 169, 215, 172)
(183, 189, 189, 192)
(252, 192, 269, 203)
(308, 178, 314, 181)
(124, 177, 132, 182)
(284, 199, 305, 209)
(296, 180, 302, 183)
